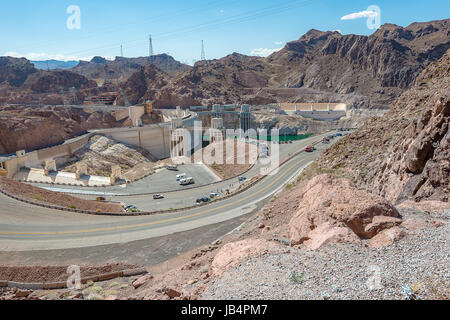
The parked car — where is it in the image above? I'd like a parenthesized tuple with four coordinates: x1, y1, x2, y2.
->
(176, 173, 187, 181)
(153, 194, 164, 200)
(167, 165, 179, 171)
(125, 205, 139, 213)
(196, 197, 211, 204)
(238, 176, 247, 182)
(96, 197, 106, 202)
(305, 147, 314, 153)
(210, 192, 220, 198)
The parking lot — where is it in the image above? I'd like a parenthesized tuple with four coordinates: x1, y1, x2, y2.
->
(33, 163, 221, 195)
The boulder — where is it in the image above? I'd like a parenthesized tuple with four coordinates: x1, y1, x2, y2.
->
(14, 290, 31, 298)
(304, 222, 361, 250)
(364, 216, 403, 238)
(369, 227, 405, 248)
(211, 239, 278, 277)
(132, 274, 153, 289)
(401, 219, 430, 230)
(289, 174, 400, 245)
(164, 288, 182, 299)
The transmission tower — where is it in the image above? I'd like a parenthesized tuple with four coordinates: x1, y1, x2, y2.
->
(201, 40, 206, 60)
(69, 87, 78, 105)
(60, 87, 69, 107)
(149, 34, 154, 56)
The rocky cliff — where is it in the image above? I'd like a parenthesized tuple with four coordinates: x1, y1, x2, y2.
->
(0, 106, 125, 155)
(317, 49, 450, 203)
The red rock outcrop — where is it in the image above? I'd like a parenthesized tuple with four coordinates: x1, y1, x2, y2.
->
(289, 174, 400, 246)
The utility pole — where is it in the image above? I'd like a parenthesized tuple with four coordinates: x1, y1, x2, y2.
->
(201, 40, 206, 61)
(149, 34, 154, 57)
(120, 45, 124, 57)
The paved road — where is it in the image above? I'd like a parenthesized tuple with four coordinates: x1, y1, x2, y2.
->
(0, 132, 342, 252)
(29, 134, 330, 212)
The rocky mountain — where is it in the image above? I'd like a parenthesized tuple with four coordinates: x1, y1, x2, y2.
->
(0, 56, 99, 105)
(121, 19, 449, 109)
(71, 54, 191, 84)
(0, 57, 37, 87)
(317, 49, 450, 203)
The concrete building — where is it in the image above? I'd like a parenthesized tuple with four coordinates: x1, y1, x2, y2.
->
(240, 105, 251, 133)
(196, 104, 254, 132)
(278, 103, 347, 121)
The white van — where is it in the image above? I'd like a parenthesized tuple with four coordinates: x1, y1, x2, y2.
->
(179, 177, 194, 185)
(176, 173, 187, 181)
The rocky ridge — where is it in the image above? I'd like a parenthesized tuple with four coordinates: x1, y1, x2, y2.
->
(121, 19, 450, 109)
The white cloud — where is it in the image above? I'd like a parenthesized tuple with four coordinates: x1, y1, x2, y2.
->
(341, 10, 378, 20)
(250, 47, 282, 57)
(333, 29, 342, 34)
(274, 41, 283, 45)
(3, 51, 114, 62)
(219, 9, 225, 14)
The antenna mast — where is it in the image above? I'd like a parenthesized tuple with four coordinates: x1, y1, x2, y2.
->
(201, 40, 206, 61)
(149, 34, 154, 56)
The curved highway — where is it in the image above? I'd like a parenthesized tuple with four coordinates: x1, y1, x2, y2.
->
(0, 133, 341, 252)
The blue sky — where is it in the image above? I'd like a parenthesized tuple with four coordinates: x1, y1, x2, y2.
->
(1, 0, 449, 64)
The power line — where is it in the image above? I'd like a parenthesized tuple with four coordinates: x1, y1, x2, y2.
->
(53, 0, 316, 58)
(9, 0, 236, 54)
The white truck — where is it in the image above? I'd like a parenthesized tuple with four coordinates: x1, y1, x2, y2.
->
(179, 177, 194, 185)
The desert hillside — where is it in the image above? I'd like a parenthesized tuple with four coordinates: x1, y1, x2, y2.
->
(317, 49, 449, 203)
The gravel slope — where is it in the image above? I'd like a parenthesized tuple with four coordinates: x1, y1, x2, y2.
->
(202, 208, 450, 300)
